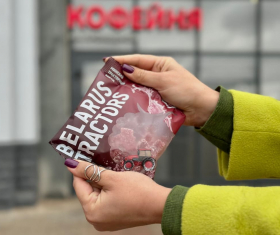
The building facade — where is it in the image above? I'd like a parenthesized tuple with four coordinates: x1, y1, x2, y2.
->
(0, 0, 38, 209)
(68, 0, 280, 189)
(0, 0, 279, 209)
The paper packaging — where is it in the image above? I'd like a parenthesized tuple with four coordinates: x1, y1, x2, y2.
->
(49, 58, 185, 178)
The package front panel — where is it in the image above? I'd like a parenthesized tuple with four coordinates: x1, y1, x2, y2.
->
(50, 58, 185, 178)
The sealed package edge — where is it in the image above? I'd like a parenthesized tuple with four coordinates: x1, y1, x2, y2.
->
(49, 58, 185, 178)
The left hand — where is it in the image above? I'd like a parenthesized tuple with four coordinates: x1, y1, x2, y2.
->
(105, 54, 219, 127)
(66, 160, 171, 231)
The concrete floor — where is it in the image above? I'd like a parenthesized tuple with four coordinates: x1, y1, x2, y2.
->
(0, 198, 163, 235)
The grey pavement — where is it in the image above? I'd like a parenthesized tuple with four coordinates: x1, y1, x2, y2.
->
(0, 198, 163, 235)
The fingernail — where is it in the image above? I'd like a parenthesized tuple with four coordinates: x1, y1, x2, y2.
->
(102, 57, 107, 62)
(122, 64, 134, 74)
(64, 158, 79, 168)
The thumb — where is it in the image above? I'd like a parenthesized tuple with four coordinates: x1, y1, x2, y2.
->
(122, 64, 165, 90)
(65, 159, 115, 188)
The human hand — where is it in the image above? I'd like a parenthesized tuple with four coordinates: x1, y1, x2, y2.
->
(104, 54, 219, 127)
(65, 159, 171, 231)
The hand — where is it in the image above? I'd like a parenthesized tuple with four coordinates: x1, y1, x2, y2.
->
(105, 54, 219, 127)
(66, 160, 171, 232)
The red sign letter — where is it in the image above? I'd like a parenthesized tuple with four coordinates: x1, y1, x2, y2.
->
(67, 5, 85, 29)
(178, 10, 191, 30)
(188, 8, 202, 30)
(108, 7, 129, 30)
(86, 6, 106, 29)
(132, 6, 143, 31)
(146, 3, 164, 30)
(164, 9, 178, 29)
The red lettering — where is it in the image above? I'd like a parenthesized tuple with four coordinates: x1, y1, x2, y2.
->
(66, 4, 202, 31)
(188, 8, 202, 30)
(86, 6, 106, 29)
(164, 9, 178, 29)
(178, 10, 191, 30)
(108, 7, 129, 30)
(67, 6, 85, 29)
(132, 6, 143, 31)
(146, 3, 164, 30)
(178, 8, 202, 30)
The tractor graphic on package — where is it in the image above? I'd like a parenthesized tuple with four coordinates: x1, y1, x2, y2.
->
(123, 149, 156, 172)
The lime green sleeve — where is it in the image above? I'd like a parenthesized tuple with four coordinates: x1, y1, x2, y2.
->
(162, 90, 280, 235)
(181, 91, 280, 234)
(218, 90, 280, 180)
(181, 185, 280, 235)
(162, 87, 234, 234)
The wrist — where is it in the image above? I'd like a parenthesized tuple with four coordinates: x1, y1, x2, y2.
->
(192, 87, 220, 127)
(152, 186, 172, 224)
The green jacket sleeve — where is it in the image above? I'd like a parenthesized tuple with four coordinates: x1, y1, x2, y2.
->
(162, 186, 189, 235)
(162, 87, 234, 235)
(162, 91, 280, 235)
(181, 185, 280, 235)
(182, 91, 280, 234)
(196, 86, 233, 154)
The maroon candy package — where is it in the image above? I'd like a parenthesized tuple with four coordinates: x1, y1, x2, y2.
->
(49, 58, 185, 178)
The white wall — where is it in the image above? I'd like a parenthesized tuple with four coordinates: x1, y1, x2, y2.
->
(0, 0, 39, 145)
(0, 0, 15, 144)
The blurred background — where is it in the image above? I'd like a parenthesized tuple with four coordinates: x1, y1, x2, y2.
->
(0, 0, 279, 234)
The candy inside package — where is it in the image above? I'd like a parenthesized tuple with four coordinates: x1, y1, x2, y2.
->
(49, 58, 185, 178)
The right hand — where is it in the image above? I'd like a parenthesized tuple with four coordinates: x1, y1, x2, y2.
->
(105, 54, 219, 127)
(66, 160, 171, 231)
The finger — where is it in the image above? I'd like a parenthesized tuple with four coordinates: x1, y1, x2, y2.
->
(73, 176, 96, 205)
(122, 65, 166, 90)
(66, 160, 114, 187)
(104, 54, 162, 72)
(90, 185, 102, 196)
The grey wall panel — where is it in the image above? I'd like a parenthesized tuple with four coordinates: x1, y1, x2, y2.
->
(0, 146, 16, 209)
(15, 145, 38, 206)
(261, 57, 280, 100)
(201, 1, 256, 52)
(39, 0, 72, 198)
(200, 56, 255, 84)
(154, 148, 171, 182)
(199, 137, 219, 180)
(168, 126, 195, 182)
(262, 2, 280, 52)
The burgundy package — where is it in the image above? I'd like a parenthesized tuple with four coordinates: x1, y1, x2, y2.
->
(49, 58, 185, 178)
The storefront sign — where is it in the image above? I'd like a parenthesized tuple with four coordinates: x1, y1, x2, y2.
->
(68, 3, 202, 31)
